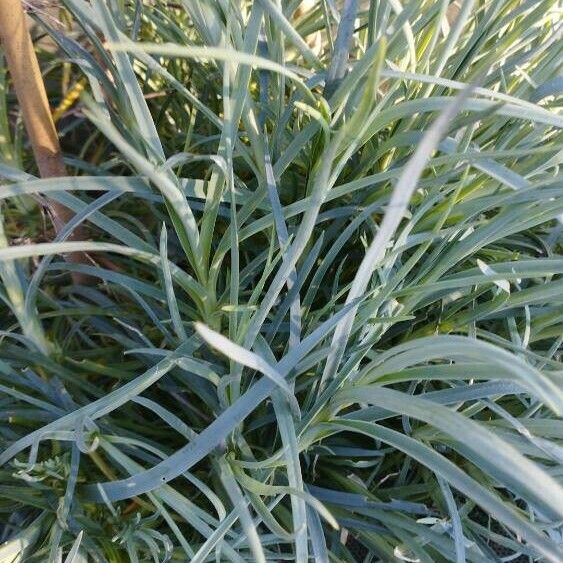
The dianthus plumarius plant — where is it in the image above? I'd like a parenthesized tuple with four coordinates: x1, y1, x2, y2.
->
(0, 0, 562, 561)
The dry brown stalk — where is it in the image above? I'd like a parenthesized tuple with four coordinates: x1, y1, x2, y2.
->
(0, 0, 90, 282)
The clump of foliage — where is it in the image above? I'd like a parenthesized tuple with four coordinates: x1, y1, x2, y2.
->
(1, 0, 562, 561)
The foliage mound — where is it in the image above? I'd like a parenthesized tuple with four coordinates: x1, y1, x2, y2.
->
(0, 0, 562, 561)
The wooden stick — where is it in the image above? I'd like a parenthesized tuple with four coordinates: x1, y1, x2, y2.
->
(0, 0, 90, 280)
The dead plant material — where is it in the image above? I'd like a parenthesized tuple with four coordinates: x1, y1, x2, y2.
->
(0, 0, 91, 283)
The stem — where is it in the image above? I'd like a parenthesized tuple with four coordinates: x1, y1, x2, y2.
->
(0, 0, 89, 282)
